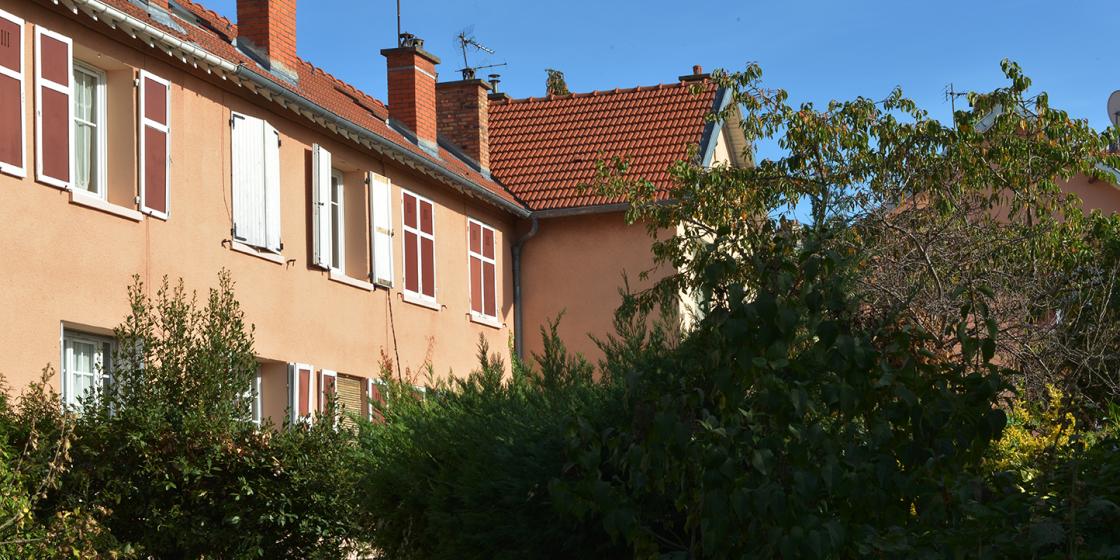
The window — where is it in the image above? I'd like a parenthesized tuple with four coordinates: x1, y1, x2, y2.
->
(329, 170, 344, 271)
(468, 219, 498, 322)
(231, 112, 281, 252)
(72, 62, 106, 198)
(62, 331, 112, 411)
(402, 190, 436, 304)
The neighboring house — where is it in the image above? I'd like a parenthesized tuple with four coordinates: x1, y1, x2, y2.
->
(489, 76, 748, 361)
(0, 0, 744, 423)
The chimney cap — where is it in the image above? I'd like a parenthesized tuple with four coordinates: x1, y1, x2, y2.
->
(679, 64, 710, 82)
(380, 35, 441, 65)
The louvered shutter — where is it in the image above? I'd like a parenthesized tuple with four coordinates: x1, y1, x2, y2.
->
(318, 369, 336, 414)
(288, 363, 315, 424)
(419, 199, 435, 298)
(34, 27, 71, 189)
(312, 144, 332, 268)
(336, 375, 362, 428)
(0, 9, 25, 177)
(369, 172, 394, 286)
(263, 122, 282, 252)
(230, 113, 266, 247)
(139, 70, 170, 217)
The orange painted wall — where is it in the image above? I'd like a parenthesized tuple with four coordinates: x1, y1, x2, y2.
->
(0, 2, 513, 421)
(519, 211, 672, 365)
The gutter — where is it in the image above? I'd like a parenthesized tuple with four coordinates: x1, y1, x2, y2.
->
(61, 0, 530, 219)
(511, 216, 539, 359)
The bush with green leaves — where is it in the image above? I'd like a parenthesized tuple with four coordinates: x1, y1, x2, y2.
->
(355, 325, 628, 559)
(6, 272, 367, 559)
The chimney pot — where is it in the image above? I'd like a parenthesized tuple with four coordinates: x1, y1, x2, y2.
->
(693, 65, 703, 75)
(237, 0, 299, 80)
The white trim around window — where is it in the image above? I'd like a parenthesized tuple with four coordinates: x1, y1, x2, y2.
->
(72, 61, 107, 199)
(61, 330, 113, 412)
(401, 189, 438, 306)
(467, 218, 500, 326)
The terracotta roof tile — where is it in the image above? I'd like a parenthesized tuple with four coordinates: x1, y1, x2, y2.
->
(489, 82, 719, 211)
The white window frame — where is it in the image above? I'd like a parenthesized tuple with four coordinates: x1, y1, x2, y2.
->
(467, 218, 499, 323)
(61, 330, 112, 411)
(401, 189, 438, 307)
(288, 362, 316, 425)
(0, 9, 27, 178)
(71, 61, 107, 200)
(139, 69, 171, 219)
(330, 169, 345, 273)
(246, 365, 262, 427)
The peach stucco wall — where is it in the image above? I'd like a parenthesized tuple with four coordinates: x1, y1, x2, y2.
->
(1061, 172, 1120, 214)
(519, 212, 671, 365)
(0, 1, 513, 421)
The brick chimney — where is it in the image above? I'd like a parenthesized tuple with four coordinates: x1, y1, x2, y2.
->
(237, 0, 298, 80)
(382, 37, 441, 154)
(437, 79, 492, 172)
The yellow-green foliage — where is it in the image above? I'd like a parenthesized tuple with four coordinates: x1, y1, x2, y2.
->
(990, 385, 1078, 479)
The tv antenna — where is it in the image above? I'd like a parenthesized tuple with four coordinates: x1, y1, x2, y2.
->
(457, 31, 506, 81)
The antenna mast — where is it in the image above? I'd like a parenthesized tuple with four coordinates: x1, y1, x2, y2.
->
(396, 0, 401, 43)
(456, 31, 506, 81)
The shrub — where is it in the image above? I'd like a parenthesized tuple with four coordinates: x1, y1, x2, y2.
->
(356, 328, 625, 559)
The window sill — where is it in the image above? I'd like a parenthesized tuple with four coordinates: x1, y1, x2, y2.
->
(329, 269, 374, 291)
(230, 241, 285, 265)
(402, 291, 441, 311)
(70, 191, 144, 222)
(469, 312, 504, 330)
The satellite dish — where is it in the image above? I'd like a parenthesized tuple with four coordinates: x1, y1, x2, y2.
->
(1108, 90, 1120, 129)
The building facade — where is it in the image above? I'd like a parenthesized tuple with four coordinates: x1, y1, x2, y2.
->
(0, 0, 743, 423)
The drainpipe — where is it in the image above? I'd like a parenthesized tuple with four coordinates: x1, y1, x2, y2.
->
(511, 215, 539, 359)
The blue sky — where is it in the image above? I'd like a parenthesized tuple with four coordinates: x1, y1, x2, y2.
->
(202, 0, 1118, 132)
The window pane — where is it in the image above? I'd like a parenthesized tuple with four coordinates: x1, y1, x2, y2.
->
(75, 123, 93, 192)
(73, 71, 95, 121)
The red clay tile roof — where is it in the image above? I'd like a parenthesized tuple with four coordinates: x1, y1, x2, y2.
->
(488, 82, 721, 211)
(52, 0, 522, 210)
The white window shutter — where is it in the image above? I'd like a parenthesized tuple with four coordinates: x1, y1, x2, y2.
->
(369, 171, 394, 287)
(138, 70, 171, 218)
(312, 144, 332, 269)
(288, 363, 315, 425)
(230, 113, 266, 247)
(263, 123, 282, 253)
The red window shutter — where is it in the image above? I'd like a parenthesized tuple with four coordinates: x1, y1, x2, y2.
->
(404, 230, 419, 293)
(419, 199, 433, 234)
(318, 370, 336, 414)
(483, 227, 495, 259)
(403, 192, 417, 228)
(366, 379, 385, 423)
(483, 261, 496, 317)
(298, 366, 312, 417)
(0, 10, 25, 177)
(34, 28, 71, 189)
(421, 236, 435, 298)
(140, 71, 170, 217)
(469, 222, 481, 254)
(470, 256, 483, 313)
